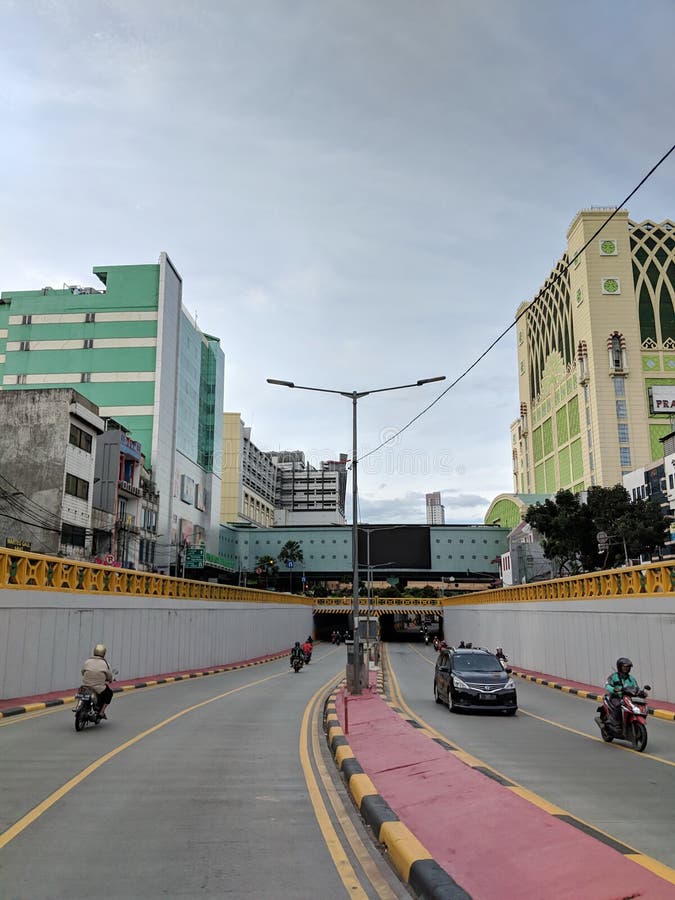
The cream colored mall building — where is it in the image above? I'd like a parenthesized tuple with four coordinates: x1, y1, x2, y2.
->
(512, 208, 675, 495)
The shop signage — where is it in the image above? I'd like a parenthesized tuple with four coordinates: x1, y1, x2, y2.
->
(6, 538, 31, 551)
(650, 385, 675, 412)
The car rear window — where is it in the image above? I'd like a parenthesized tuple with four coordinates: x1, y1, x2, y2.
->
(453, 653, 503, 673)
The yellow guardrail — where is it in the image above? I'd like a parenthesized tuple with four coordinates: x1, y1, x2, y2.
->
(0, 547, 311, 605)
(442, 560, 675, 606)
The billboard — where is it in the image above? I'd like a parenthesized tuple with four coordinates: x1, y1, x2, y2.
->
(358, 525, 431, 570)
(650, 385, 675, 413)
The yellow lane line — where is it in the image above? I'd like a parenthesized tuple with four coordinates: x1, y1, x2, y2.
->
(309, 684, 397, 899)
(0, 670, 285, 851)
(299, 674, 368, 899)
(518, 707, 675, 768)
(383, 644, 675, 886)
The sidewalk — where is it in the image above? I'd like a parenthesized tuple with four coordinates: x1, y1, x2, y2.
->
(329, 673, 675, 899)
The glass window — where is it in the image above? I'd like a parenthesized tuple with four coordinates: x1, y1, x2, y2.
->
(620, 447, 632, 467)
(616, 400, 628, 419)
(65, 473, 89, 501)
(69, 424, 92, 453)
(61, 523, 86, 547)
(618, 424, 630, 443)
(614, 377, 626, 397)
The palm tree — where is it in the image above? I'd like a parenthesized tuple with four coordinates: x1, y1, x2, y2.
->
(279, 540, 304, 593)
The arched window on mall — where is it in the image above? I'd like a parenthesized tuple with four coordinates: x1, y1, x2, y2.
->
(607, 332, 627, 373)
(577, 340, 589, 382)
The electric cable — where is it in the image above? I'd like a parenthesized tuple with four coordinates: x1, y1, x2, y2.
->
(357, 140, 675, 465)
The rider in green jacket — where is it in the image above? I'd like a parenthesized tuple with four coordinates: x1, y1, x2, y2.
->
(605, 657, 639, 729)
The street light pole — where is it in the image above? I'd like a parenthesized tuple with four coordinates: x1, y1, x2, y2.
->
(267, 374, 445, 695)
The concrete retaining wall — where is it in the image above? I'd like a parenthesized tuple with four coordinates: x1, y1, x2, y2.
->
(0, 590, 312, 700)
(444, 596, 675, 703)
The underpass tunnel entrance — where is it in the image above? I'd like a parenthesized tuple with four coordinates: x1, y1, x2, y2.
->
(312, 610, 445, 643)
(369, 612, 444, 642)
(312, 613, 352, 642)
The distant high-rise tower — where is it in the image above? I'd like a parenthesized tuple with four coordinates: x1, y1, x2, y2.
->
(426, 491, 445, 525)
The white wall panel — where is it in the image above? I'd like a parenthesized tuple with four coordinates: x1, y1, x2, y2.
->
(0, 591, 312, 699)
(444, 598, 675, 703)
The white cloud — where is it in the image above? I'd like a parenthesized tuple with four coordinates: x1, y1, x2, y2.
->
(2, 0, 675, 523)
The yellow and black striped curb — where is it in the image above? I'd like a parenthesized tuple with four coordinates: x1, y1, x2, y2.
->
(512, 670, 675, 722)
(0, 651, 291, 719)
(323, 690, 471, 900)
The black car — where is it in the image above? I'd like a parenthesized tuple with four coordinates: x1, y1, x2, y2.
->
(434, 648, 517, 714)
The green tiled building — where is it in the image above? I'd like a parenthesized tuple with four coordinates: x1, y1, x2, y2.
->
(0, 253, 224, 560)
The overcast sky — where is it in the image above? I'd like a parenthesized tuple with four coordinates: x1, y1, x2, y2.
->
(2, 1, 675, 524)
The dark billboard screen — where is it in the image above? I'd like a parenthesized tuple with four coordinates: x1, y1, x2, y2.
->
(358, 526, 431, 570)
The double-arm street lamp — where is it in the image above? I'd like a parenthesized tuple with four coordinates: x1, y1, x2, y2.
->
(267, 375, 445, 694)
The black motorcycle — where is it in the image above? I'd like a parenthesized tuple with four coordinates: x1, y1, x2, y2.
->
(291, 656, 303, 673)
(73, 669, 118, 732)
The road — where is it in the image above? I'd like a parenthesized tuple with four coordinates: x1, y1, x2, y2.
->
(385, 641, 675, 870)
(0, 645, 408, 900)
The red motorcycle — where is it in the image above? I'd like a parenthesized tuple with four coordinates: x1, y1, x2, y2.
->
(595, 684, 651, 752)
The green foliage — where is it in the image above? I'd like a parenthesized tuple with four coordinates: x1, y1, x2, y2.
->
(525, 490, 596, 574)
(526, 485, 668, 573)
(278, 540, 304, 565)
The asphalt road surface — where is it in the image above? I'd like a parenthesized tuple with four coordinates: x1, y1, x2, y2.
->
(385, 641, 675, 870)
(0, 646, 409, 900)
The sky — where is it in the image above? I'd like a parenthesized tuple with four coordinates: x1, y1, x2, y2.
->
(1, 1, 675, 524)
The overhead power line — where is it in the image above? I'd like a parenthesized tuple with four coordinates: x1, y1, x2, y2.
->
(357, 140, 675, 465)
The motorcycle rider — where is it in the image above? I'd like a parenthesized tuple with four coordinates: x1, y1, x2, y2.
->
(290, 641, 304, 667)
(606, 657, 640, 731)
(302, 639, 313, 662)
(81, 643, 114, 719)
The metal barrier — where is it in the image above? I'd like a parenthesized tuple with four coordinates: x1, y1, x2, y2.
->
(442, 559, 675, 606)
(0, 547, 311, 605)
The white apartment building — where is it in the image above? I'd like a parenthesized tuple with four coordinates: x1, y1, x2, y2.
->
(426, 491, 445, 525)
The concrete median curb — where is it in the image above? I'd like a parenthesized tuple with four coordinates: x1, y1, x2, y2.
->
(324, 691, 472, 900)
(0, 651, 291, 719)
(512, 668, 675, 721)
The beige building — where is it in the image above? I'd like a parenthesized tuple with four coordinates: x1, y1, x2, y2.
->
(512, 209, 675, 495)
(220, 414, 277, 527)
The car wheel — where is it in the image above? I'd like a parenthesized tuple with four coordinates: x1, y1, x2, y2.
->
(434, 683, 442, 704)
(448, 689, 456, 713)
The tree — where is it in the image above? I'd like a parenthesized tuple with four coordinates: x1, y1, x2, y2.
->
(586, 484, 667, 565)
(527, 485, 668, 574)
(278, 540, 304, 566)
(278, 540, 304, 592)
(525, 490, 596, 574)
